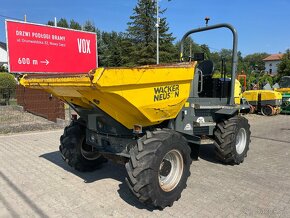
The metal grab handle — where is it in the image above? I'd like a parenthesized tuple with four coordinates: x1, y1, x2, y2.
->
(198, 70, 203, 94)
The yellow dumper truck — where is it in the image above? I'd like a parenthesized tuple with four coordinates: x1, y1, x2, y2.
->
(20, 24, 251, 209)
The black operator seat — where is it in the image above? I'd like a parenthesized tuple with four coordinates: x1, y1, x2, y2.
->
(195, 60, 215, 97)
(196, 60, 214, 76)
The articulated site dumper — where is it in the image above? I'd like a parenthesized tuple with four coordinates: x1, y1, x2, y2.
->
(20, 24, 251, 209)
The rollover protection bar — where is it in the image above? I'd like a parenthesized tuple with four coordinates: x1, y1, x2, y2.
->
(180, 23, 238, 105)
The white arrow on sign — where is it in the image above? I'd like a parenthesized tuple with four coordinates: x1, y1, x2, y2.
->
(40, 59, 49, 65)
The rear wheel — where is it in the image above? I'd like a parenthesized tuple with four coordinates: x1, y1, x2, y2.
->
(261, 105, 274, 116)
(125, 129, 192, 209)
(59, 120, 107, 172)
(214, 116, 250, 165)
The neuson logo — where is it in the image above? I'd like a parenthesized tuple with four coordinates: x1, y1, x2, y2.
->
(153, 84, 179, 101)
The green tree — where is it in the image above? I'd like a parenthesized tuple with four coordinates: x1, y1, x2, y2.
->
(47, 20, 54, 26)
(237, 53, 247, 74)
(200, 44, 211, 60)
(100, 31, 125, 67)
(158, 16, 176, 63)
(83, 20, 96, 32)
(258, 74, 273, 87)
(57, 18, 69, 28)
(210, 51, 221, 69)
(277, 49, 290, 78)
(96, 30, 106, 66)
(70, 19, 82, 30)
(127, 0, 175, 65)
(246, 72, 259, 90)
(213, 49, 233, 74)
(243, 52, 269, 73)
(119, 36, 136, 66)
(96, 30, 134, 67)
(209, 49, 243, 76)
(175, 37, 202, 61)
(219, 49, 232, 66)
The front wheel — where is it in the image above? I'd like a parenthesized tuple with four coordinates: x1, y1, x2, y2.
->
(125, 129, 192, 209)
(214, 116, 251, 165)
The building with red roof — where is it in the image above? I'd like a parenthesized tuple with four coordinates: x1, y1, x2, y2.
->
(263, 53, 284, 75)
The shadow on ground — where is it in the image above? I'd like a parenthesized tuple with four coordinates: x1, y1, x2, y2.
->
(40, 144, 219, 211)
(40, 151, 154, 211)
(40, 151, 125, 183)
(197, 143, 220, 164)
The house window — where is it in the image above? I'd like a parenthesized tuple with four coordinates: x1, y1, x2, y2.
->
(269, 69, 272, 74)
(269, 63, 272, 66)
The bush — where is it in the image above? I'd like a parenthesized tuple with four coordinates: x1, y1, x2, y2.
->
(0, 72, 17, 89)
(0, 73, 17, 105)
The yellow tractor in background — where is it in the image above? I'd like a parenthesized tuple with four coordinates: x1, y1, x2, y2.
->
(236, 74, 282, 116)
(242, 90, 282, 115)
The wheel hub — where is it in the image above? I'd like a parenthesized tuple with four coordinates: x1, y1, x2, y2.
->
(262, 105, 273, 116)
(158, 149, 184, 192)
(81, 143, 101, 160)
(159, 159, 172, 177)
(235, 128, 247, 155)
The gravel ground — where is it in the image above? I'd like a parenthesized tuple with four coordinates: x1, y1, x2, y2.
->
(0, 106, 66, 134)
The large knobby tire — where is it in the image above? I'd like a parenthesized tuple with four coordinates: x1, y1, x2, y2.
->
(214, 116, 250, 165)
(125, 129, 192, 209)
(59, 120, 107, 172)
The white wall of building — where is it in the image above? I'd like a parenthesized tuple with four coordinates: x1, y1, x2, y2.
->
(0, 47, 8, 65)
(264, 60, 280, 75)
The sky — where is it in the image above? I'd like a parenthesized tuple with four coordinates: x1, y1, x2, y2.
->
(0, 0, 289, 56)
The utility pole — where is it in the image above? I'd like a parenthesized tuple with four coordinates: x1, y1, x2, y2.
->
(156, 0, 160, 64)
(189, 42, 192, 62)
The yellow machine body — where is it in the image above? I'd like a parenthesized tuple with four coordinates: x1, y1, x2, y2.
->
(234, 79, 242, 105)
(20, 63, 196, 129)
(275, 87, 290, 94)
(242, 90, 282, 104)
(242, 90, 282, 115)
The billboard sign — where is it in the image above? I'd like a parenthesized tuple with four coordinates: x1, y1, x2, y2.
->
(5, 20, 97, 74)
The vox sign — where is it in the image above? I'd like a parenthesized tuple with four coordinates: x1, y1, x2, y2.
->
(5, 20, 97, 74)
